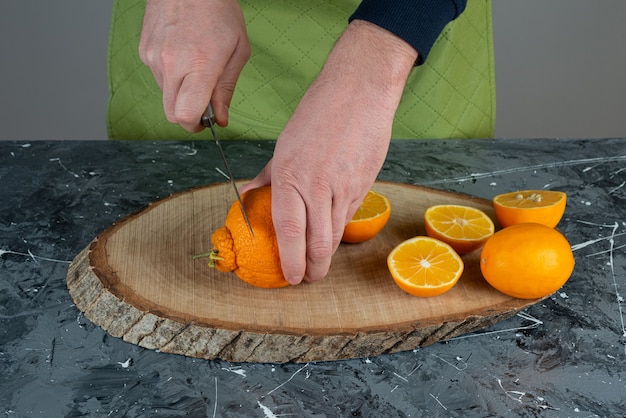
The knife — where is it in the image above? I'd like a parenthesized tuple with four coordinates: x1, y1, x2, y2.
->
(201, 103, 254, 237)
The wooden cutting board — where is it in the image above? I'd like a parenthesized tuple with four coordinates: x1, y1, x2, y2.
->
(67, 181, 538, 363)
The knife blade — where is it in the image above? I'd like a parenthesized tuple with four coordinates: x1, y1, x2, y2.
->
(201, 103, 254, 237)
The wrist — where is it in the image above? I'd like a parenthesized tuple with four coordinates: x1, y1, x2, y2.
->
(346, 19, 419, 67)
(319, 20, 417, 109)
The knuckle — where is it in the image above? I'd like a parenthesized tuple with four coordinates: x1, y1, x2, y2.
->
(158, 50, 179, 72)
(274, 217, 305, 240)
(310, 178, 333, 198)
(240, 43, 252, 60)
(139, 47, 159, 67)
(307, 239, 334, 261)
(138, 46, 148, 64)
(217, 80, 237, 97)
(232, 35, 252, 60)
(272, 166, 299, 186)
(174, 108, 200, 126)
(138, 37, 153, 63)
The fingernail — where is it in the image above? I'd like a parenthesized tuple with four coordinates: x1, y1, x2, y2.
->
(287, 277, 303, 285)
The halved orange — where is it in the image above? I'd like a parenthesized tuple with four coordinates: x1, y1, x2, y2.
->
(342, 190, 391, 243)
(493, 190, 566, 228)
(387, 236, 464, 297)
(423, 205, 495, 254)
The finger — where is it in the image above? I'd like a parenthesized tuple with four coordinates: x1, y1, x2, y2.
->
(212, 39, 251, 127)
(138, 43, 167, 105)
(345, 190, 368, 224)
(239, 161, 272, 195)
(303, 194, 335, 282)
(337, 198, 358, 248)
(272, 186, 308, 285)
(138, 48, 163, 91)
(174, 70, 215, 133)
(161, 74, 182, 124)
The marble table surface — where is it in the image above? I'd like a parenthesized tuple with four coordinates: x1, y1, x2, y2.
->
(1, 138, 625, 417)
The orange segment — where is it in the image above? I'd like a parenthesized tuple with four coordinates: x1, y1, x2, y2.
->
(493, 190, 566, 228)
(423, 205, 495, 254)
(342, 189, 391, 243)
(387, 236, 464, 297)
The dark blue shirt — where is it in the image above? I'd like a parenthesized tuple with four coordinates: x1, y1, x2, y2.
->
(350, 0, 467, 64)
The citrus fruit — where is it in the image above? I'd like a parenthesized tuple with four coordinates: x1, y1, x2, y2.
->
(423, 204, 495, 254)
(342, 189, 391, 243)
(479, 223, 575, 299)
(493, 190, 566, 228)
(195, 186, 289, 288)
(387, 236, 464, 297)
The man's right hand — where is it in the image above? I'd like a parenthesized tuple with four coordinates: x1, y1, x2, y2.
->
(139, 0, 250, 132)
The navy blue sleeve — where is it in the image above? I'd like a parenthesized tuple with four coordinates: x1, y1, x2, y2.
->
(349, 0, 467, 65)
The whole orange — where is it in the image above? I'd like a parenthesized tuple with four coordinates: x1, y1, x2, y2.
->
(479, 223, 575, 299)
(198, 186, 289, 288)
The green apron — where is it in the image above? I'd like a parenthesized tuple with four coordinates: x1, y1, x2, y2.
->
(107, 0, 495, 140)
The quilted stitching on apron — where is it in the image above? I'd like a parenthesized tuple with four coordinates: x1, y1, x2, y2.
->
(107, 0, 495, 140)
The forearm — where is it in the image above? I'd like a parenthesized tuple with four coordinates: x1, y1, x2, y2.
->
(314, 19, 417, 119)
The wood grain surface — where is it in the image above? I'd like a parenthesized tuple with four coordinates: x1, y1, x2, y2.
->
(66, 181, 539, 363)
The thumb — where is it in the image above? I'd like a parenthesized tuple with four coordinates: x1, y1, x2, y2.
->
(211, 78, 234, 128)
(239, 160, 273, 195)
(212, 42, 250, 127)
(175, 70, 214, 133)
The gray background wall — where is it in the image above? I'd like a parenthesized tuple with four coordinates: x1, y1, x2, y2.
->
(1, 0, 625, 140)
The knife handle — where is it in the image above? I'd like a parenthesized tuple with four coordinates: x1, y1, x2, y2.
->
(201, 103, 216, 128)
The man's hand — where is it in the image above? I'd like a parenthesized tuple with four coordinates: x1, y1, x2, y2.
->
(139, 0, 250, 131)
(241, 20, 418, 284)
